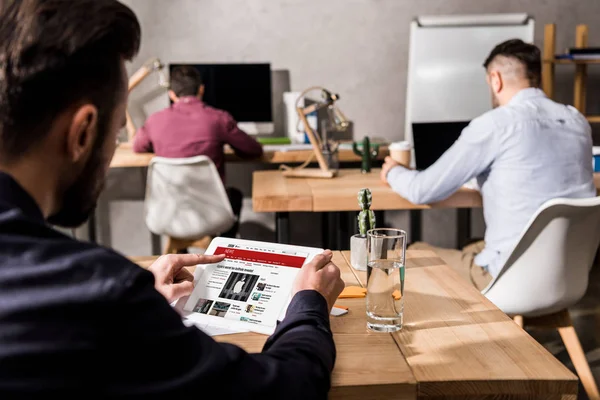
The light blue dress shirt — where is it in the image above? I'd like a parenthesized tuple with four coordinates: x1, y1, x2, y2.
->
(388, 88, 596, 277)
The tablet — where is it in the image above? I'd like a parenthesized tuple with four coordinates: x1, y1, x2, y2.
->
(174, 237, 324, 335)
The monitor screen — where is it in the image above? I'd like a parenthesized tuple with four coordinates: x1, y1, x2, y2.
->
(412, 121, 470, 170)
(168, 63, 272, 123)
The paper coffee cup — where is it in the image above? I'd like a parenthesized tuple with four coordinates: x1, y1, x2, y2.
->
(389, 141, 411, 168)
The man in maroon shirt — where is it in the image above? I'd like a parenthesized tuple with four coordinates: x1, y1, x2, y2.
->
(133, 66, 264, 238)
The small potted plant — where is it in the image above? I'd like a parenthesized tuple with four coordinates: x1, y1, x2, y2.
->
(350, 188, 376, 271)
(352, 136, 380, 173)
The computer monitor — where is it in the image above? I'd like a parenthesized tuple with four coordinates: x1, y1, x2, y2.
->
(412, 121, 470, 170)
(169, 63, 273, 135)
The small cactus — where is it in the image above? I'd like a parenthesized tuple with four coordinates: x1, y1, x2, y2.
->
(357, 188, 376, 236)
(352, 136, 379, 173)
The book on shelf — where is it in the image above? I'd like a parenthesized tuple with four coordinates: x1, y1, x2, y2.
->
(568, 47, 600, 55)
(556, 54, 600, 61)
(571, 54, 600, 60)
(554, 47, 600, 61)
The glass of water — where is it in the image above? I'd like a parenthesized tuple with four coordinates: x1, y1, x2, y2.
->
(366, 228, 406, 332)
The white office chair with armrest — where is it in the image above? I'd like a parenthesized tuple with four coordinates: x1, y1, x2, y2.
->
(144, 155, 236, 254)
(481, 196, 600, 400)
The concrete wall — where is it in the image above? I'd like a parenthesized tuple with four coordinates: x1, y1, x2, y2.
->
(91, 0, 600, 256)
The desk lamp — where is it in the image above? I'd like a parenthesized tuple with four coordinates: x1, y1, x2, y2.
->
(125, 57, 168, 140)
(281, 86, 349, 179)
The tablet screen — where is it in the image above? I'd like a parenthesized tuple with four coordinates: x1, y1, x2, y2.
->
(178, 237, 323, 335)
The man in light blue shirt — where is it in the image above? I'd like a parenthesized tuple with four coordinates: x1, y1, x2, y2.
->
(382, 39, 596, 290)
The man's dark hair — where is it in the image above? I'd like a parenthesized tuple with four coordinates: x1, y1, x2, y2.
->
(483, 39, 541, 88)
(0, 0, 141, 161)
(170, 66, 203, 98)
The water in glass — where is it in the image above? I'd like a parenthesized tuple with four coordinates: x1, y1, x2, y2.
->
(366, 259, 404, 332)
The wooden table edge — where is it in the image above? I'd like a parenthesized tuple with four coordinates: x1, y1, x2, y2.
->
(329, 382, 417, 399)
(340, 251, 364, 288)
(416, 378, 578, 398)
(111, 143, 390, 168)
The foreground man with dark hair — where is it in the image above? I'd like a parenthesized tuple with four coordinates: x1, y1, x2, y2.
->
(0, 1, 344, 398)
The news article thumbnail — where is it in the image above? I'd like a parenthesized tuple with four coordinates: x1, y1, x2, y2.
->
(219, 272, 259, 302)
(209, 302, 231, 317)
(193, 298, 213, 314)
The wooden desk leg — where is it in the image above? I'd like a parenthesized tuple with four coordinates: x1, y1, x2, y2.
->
(350, 211, 359, 235)
(276, 212, 290, 244)
(337, 212, 349, 251)
(327, 213, 339, 250)
(410, 210, 422, 244)
(151, 233, 162, 256)
(375, 210, 385, 229)
(321, 213, 330, 249)
(456, 208, 472, 249)
(338, 211, 358, 251)
(331, 213, 338, 250)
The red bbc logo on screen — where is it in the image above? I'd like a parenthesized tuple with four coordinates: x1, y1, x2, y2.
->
(214, 247, 306, 268)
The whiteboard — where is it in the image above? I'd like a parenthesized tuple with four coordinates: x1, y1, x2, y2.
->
(404, 13, 535, 155)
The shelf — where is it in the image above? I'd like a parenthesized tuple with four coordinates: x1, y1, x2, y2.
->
(544, 58, 600, 65)
(542, 24, 592, 112)
(587, 116, 600, 123)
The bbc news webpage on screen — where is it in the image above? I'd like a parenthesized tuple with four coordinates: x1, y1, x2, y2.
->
(182, 243, 309, 331)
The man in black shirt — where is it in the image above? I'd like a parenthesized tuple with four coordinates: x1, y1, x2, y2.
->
(0, 1, 345, 398)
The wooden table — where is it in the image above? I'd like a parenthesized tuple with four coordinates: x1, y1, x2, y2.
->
(253, 169, 600, 246)
(129, 250, 577, 399)
(110, 142, 389, 168)
(253, 169, 482, 213)
(110, 144, 154, 168)
(252, 169, 483, 245)
(130, 252, 417, 399)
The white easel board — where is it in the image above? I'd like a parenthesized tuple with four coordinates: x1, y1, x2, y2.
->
(404, 13, 535, 163)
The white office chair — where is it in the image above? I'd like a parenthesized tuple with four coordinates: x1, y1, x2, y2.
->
(144, 155, 236, 254)
(482, 196, 600, 400)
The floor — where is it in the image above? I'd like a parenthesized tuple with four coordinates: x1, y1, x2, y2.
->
(526, 261, 600, 400)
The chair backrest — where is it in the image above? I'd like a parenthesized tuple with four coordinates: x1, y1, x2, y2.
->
(144, 155, 235, 240)
(482, 196, 600, 317)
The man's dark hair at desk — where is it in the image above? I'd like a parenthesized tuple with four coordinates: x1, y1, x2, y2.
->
(0, 0, 343, 398)
(483, 38, 542, 88)
(170, 66, 204, 97)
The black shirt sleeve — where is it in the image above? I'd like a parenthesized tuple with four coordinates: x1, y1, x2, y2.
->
(101, 266, 335, 399)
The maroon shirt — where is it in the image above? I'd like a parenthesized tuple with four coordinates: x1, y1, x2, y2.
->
(133, 97, 263, 183)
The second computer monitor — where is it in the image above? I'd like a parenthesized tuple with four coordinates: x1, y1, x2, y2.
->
(169, 63, 273, 135)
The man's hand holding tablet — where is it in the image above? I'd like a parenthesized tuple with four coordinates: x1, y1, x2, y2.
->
(292, 250, 345, 313)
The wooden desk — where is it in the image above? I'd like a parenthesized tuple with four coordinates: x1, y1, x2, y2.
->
(253, 169, 482, 244)
(110, 145, 154, 168)
(253, 169, 482, 213)
(253, 169, 600, 245)
(340, 250, 578, 399)
(129, 250, 577, 399)
(110, 143, 389, 168)
(129, 252, 418, 400)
